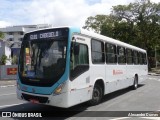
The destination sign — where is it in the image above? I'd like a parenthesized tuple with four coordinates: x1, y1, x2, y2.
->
(29, 31, 62, 40)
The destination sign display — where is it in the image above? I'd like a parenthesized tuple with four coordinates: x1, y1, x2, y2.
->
(30, 31, 61, 40)
(26, 28, 69, 40)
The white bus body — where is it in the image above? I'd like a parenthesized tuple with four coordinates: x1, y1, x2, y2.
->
(17, 27, 148, 108)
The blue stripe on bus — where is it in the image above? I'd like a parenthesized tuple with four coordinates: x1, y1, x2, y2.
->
(17, 27, 81, 95)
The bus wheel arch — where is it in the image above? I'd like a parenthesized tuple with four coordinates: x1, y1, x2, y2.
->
(89, 79, 105, 105)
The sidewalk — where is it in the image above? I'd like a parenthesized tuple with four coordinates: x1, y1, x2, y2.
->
(148, 72, 160, 76)
(0, 80, 16, 87)
(149, 68, 160, 76)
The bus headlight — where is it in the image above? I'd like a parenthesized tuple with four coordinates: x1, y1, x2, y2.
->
(53, 83, 65, 95)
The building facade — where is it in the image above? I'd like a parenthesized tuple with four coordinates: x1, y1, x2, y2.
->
(0, 24, 52, 57)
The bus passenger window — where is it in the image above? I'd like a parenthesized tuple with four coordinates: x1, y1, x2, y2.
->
(117, 46, 126, 64)
(105, 43, 117, 63)
(91, 39, 105, 64)
(142, 53, 147, 64)
(133, 51, 139, 64)
(139, 52, 143, 65)
(126, 49, 133, 64)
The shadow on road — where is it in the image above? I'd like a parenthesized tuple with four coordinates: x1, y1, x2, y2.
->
(0, 84, 145, 119)
(101, 84, 145, 103)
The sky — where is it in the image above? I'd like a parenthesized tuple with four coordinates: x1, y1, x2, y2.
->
(0, 0, 159, 28)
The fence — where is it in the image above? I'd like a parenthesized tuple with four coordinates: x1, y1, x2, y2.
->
(0, 65, 18, 80)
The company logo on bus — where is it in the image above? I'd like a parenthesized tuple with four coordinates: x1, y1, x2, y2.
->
(113, 70, 123, 75)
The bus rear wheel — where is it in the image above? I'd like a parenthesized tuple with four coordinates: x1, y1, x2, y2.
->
(132, 75, 138, 90)
(89, 84, 102, 105)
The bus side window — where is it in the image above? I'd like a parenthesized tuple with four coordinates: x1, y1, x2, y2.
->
(70, 42, 89, 80)
(133, 51, 139, 65)
(91, 39, 105, 64)
(126, 48, 133, 64)
(117, 46, 126, 64)
(139, 52, 143, 65)
(142, 53, 147, 65)
(105, 43, 117, 64)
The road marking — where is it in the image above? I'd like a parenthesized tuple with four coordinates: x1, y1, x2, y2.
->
(148, 78, 160, 82)
(0, 93, 16, 97)
(0, 103, 24, 108)
(0, 85, 15, 88)
(109, 117, 130, 120)
(148, 78, 157, 80)
(141, 117, 160, 120)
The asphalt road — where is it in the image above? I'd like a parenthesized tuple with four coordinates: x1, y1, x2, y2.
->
(0, 75, 160, 120)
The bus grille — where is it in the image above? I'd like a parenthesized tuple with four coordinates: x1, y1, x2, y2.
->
(22, 93, 48, 103)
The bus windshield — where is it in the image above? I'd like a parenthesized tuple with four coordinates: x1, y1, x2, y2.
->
(19, 28, 68, 87)
(19, 39, 67, 86)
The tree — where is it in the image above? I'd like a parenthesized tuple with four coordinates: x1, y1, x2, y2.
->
(83, 0, 160, 68)
(12, 55, 18, 65)
(111, 0, 160, 50)
(0, 31, 4, 39)
(0, 55, 8, 65)
(83, 15, 110, 33)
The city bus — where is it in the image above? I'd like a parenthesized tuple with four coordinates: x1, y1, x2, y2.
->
(17, 27, 148, 108)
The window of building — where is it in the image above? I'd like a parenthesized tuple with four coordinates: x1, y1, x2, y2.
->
(105, 43, 117, 63)
(126, 48, 133, 64)
(19, 38, 23, 41)
(8, 32, 13, 35)
(70, 43, 89, 80)
(91, 39, 105, 64)
(117, 46, 126, 64)
(8, 38, 14, 41)
(19, 32, 24, 35)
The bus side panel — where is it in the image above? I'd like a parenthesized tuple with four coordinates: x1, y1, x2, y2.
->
(68, 71, 92, 107)
(67, 34, 92, 107)
(104, 64, 148, 95)
(67, 84, 92, 107)
(105, 64, 130, 94)
(136, 65, 148, 83)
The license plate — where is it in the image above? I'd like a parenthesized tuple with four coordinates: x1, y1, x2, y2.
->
(30, 99, 39, 103)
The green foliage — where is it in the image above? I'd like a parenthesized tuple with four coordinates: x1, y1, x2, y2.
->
(12, 55, 18, 65)
(0, 31, 4, 39)
(83, 0, 160, 68)
(83, 15, 110, 33)
(0, 55, 8, 65)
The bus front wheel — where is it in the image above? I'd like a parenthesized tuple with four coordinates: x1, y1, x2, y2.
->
(89, 84, 102, 105)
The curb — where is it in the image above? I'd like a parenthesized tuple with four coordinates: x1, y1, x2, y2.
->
(148, 73, 160, 76)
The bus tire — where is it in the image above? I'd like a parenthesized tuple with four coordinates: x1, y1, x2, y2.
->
(132, 75, 138, 90)
(89, 84, 102, 106)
